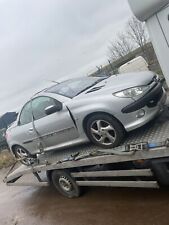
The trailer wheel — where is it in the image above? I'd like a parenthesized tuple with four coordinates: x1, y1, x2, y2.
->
(51, 170, 80, 198)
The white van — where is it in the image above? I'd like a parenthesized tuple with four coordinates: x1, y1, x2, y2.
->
(118, 56, 149, 74)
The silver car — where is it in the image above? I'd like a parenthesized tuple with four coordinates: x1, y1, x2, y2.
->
(6, 71, 166, 164)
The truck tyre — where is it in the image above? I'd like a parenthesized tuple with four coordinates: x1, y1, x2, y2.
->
(51, 170, 81, 198)
(86, 113, 125, 148)
(151, 158, 169, 186)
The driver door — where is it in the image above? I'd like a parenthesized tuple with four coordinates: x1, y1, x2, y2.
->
(31, 96, 79, 151)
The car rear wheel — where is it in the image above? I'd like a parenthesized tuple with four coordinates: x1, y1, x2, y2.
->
(13, 146, 34, 166)
(85, 114, 125, 148)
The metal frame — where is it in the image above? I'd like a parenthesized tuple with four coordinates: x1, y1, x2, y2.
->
(76, 181, 159, 188)
(71, 169, 153, 178)
(4, 146, 169, 189)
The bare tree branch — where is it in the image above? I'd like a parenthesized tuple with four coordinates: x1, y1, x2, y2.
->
(127, 17, 149, 55)
(108, 32, 134, 61)
(108, 17, 149, 62)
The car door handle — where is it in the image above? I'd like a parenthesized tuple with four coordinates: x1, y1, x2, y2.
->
(28, 128, 34, 133)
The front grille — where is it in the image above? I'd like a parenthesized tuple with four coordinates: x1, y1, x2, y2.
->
(146, 85, 163, 108)
(147, 75, 159, 86)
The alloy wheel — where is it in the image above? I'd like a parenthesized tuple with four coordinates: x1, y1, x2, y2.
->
(90, 120, 117, 146)
(15, 147, 31, 165)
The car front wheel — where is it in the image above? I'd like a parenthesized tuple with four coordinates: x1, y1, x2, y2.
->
(86, 114, 125, 148)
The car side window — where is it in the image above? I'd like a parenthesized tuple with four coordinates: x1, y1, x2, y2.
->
(19, 101, 32, 125)
(32, 96, 60, 120)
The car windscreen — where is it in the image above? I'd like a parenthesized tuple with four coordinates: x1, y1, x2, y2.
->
(45, 77, 106, 98)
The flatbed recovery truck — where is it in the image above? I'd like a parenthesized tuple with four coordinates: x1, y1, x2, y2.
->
(4, 106, 169, 198)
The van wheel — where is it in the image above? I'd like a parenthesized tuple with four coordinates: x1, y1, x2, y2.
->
(51, 170, 80, 198)
(86, 113, 125, 148)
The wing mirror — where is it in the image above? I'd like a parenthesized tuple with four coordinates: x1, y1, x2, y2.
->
(45, 104, 62, 115)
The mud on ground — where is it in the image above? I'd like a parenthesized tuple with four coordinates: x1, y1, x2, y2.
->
(1, 168, 169, 225)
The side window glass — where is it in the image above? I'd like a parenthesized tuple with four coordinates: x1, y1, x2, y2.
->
(19, 102, 32, 125)
(32, 96, 57, 120)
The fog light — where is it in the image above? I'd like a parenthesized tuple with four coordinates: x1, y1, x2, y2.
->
(136, 109, 145, 118)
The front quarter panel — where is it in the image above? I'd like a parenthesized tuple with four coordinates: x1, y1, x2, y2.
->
(66, 94, 134, 135)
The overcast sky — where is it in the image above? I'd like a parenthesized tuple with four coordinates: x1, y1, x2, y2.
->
(0, 0, 132, 115)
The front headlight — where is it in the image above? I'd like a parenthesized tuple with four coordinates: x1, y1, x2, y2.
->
(113, 86, 150, 99)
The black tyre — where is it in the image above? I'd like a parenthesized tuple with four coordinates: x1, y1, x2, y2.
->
(13, 145, 34, 166)
(151, 158, 169, 186)
(51, 170, 80, 198)
(85, 113, 125, 148)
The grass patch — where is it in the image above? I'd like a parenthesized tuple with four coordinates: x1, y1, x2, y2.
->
(0, 150, 15, 169)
